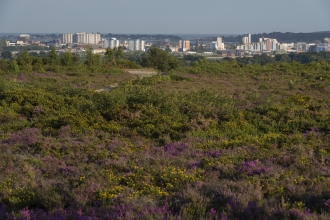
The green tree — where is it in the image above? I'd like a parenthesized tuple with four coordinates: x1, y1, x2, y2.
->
(275, 54, 291, 62)
(104, 47, 115, 64)
(85, 46, 102, 71)
(61, 51, 73, 66)
(0, 38, 7, 51)
(48, 46, 60, 65)
(39, 51, 47, 58)
(165, 47, 172, 53)
(115, 46, 123, 60)
(72, 54, 81, 64)
(9, 60, 20, 73)
(17, 51, 33, 72)
(28, 52, 39, 57)
(142, 47, 180, 72)
(32, 57, 45, 72)
(1, 50, 12, 60)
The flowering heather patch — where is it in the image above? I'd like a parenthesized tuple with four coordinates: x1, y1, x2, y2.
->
(163, 142, 186, 158)
(5, 128, 42, 147)
(0, 203, 173, 220)
(207, 149, 221, 158)
(16, 75, 28, 83)
(237, 160, 269, 176)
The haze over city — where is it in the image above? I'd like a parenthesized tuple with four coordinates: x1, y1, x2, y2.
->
(0, 0, 329, 34)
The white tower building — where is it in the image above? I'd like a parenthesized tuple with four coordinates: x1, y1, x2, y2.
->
(61, 34, 73, 44)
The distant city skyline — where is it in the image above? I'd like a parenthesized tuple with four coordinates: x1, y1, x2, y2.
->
(0, 0, 329, 34)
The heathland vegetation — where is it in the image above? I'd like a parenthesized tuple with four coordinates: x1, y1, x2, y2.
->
(0, 47, 330, 219)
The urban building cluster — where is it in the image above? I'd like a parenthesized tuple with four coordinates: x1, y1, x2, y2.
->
(5, 34, 46, 47)
(206, 37, 225, 51)
(164, 37, 224, 52)
(237, 34, 330, 53)
(62, 33, 147, 52)
(2, 32, 330, 57)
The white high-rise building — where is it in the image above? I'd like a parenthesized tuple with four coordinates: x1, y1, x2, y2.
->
(248, 34, 251, 44)
(86, 33, 101, 44)
(242, 36, 249, 45)
(140, 40, 145, 51)
(61, 34, 73, 44)
(104, 39, 110, 48)
(73, 32, 101, 44)
(104, 38, 120, 48)
(128, 40, 135, 51)
(134, 39, 140, 51)
(128, 39, 145, 51)
(216, 36, 225, 50)
(207, 42, 218, 50)
(109, 38, 120, 48)
(111, 39, 120, 48)
(73, 32, 86, 44)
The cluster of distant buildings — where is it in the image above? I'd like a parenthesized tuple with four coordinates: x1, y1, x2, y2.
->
(158, 37, 225, 53)
(5, 34, 46, 47)
(237, 34, 330, 53)
(3, 32, 330, 57)
(61, 32, 148, 52)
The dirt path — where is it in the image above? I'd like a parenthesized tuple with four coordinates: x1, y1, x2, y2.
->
(125, 69, 158, 77)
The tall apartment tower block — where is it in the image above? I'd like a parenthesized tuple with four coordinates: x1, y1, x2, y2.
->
(61, 34, 73, 44)
(216, 36, 225, 50)
(128, 39, 145, 51)
(70, 32, 101, 44)
(104, 38, 120, 49)
(217, 37, 222, 48)
(61, 32, 100, 45)
(242, 34, 252, 45)
(242, 36, 249, 45)
(179, 40, 190, 51)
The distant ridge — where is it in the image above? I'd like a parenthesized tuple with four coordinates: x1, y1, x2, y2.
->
(310, 30, 330, 33)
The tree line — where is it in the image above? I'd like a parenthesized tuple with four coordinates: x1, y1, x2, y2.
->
(1, 45, 330, 75)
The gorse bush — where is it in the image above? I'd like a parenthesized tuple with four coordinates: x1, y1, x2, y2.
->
(0, 53, 330, 219)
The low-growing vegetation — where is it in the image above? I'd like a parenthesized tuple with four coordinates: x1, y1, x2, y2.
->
(0, 48, 330, 219)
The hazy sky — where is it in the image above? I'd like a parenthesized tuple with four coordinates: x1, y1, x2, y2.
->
(0, 0, 329, 34)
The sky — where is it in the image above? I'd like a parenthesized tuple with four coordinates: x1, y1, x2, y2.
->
(0, 0, 329, 35)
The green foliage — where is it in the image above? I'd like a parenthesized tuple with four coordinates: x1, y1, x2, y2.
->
(17, 51, 33, 72)
(104, 47, 115, 64)
(275, 54, 291, 62)
(61, 51, 73, 66)
(28, 52, 39, 57)
(142, 47, 181, 72)
(47, 46, 60, 65)
(1, 50, 13, 60)
(237, 52, 330, 66)
(85, 46, 102, 72)
(0, 38, 7, 51)
(9, 60, 20, 73)
(115, 46, 123, 60)
(2, 44, 49, 52)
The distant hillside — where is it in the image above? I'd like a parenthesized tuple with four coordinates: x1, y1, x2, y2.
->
(222, 31, 330, 43)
